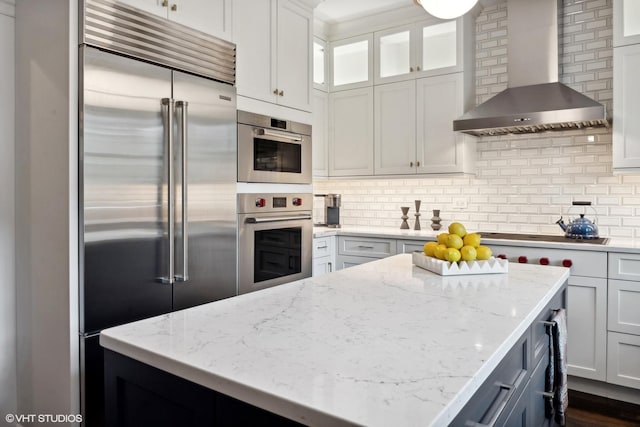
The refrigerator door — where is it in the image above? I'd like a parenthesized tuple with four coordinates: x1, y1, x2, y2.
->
(80, 46, 173, 334)
(171, 71, 238, 309)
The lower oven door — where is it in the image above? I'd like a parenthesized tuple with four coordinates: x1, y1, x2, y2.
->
(238, 211, 313, 294)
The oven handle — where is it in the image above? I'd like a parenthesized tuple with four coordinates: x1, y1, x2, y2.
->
(256, 128, 303, 142)
(245, 215, 313, 224)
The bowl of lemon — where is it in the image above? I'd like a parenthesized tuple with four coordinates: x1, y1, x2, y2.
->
(412, 222, 508, 276)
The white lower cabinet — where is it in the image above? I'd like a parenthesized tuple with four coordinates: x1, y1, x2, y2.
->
(607, 332, 640, 389)
(312, 236, 335, 277)
(567, 276, 608, 381)
(605, 252, 640, 390)
(335, 236, 396, 270)
(485, 244, 609, 382)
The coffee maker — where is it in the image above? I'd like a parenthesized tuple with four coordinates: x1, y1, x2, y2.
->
(314, 194, 341, 228)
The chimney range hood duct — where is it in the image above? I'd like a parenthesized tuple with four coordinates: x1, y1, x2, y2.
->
(453, 0, 609, 136)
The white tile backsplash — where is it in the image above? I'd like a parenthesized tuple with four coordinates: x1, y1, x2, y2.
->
(314, 0, 640, 238)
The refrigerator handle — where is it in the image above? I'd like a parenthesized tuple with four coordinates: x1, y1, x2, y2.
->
(160, 98, 175, 285)
(175, 100, 189, 283)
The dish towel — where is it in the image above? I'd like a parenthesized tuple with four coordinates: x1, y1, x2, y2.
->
(551, 308, 569, 426)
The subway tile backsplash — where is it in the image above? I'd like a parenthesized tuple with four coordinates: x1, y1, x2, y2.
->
(314, 0, 640, 238)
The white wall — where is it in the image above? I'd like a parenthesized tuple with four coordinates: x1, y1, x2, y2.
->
(0, 0, 16, 421)
(315, 0, 636, 237)
(15, 0, 80, 423)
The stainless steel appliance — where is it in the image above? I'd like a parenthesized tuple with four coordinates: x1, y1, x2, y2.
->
(237, 111, 312, 184)
(314, 193, 342, 228)
(453, 0, 608, 136)
(238, 193, 313, 294)
(79, 1, 237, 425)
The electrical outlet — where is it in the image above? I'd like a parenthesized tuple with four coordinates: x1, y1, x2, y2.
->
(453, 198, 468, 209)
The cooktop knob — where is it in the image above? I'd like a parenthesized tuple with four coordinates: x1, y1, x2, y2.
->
(518, 256, 528, 263)
(562, 259, 573, 268)
(255, 198, 266, 208)
(497, 254, 508, 260)
(292, 197, 302, 206)
(539, 257, 550, 265)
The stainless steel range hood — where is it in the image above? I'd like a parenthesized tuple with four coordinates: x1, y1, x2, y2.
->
(453, 0, 609, 136)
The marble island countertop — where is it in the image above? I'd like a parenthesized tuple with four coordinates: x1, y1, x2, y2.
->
(314, 225, 640, 253)
(101, 254, 570, 427)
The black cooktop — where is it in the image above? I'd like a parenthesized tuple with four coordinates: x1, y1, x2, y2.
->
(478, 232, 609, 245)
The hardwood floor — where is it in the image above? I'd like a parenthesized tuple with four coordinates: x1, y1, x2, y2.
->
(566, 390, 640, 427)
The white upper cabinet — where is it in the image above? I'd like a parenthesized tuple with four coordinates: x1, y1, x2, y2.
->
(374, 19, 461, 85)
(374, 73, 475, 176)
(329, 87, 374, 176)
(613, 43, 640, 172)
(116, 0, 232, 40)
(614, 0, 640, 47)
(234, 0, 313, 112)
(312, 89, 329, 177)
(314, 37, 327, 91)
(329, 34, 373, 91)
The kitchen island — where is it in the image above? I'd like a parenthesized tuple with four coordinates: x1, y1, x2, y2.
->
(101, 254, 569, 426)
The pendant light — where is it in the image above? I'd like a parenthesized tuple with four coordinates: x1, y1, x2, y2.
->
(413, 0, 479, 19)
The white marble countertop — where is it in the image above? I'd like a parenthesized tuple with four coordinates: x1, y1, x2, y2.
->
(101, 254, 570, 427)
(313, 225, 640, 253)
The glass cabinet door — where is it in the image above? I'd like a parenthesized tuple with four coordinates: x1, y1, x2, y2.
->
(330, 34, 373, 91)
(378, 29, 411, 79)
(374, 19, 460, 84)
(313, 38, 326, 90)
(420, 20, 457, 72)
(614, 0, 640, 47)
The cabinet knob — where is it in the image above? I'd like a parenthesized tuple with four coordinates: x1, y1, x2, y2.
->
(410, 161, 414, 167)
(161, 0, 168, 6)
(279, 90, 284, 96)
(171, 3, 177, 11)
(410, 67, 414, 72)
(273, 88, 279, 95)
(416, 161, 420, 167)
(416, 66, 421, 71)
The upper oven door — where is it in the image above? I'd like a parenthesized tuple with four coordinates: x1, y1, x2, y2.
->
(238, 211, 312, 294)
(237, 123, 312, 184)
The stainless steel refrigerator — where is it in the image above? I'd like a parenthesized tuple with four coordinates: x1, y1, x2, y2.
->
(79, 2, 238, 424)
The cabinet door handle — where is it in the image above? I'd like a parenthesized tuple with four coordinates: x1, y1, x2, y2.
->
(316, 245, 328, 249)
(328, 262, 332, 272)
(416, 161, 420, 167)
(416, 66, 421, 71)
(357, 245, 374, 249)
(410, 161, 414, 167)
(410, 66, 414, 72)
(171, 3, 177, 11)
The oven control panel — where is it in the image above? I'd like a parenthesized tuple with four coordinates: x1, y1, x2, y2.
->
(239, 193, 312, 214)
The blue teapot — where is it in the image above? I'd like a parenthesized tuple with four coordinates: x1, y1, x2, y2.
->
(556, 201, 599, 239)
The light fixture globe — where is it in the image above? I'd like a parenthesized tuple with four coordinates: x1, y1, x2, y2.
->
(414, 0, 478, 19)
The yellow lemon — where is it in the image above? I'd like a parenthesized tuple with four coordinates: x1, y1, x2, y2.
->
(423, 241, 439, 257)
(460, 245, 477, 261)
(446, 234, 464, 250)
(463, 233, 481, 248)
(434, 244, 449, 260)
(444, 248, 461, 263)
(448, 222, 467, 238)
(437, 232, 450, 245)
(476, 245, 493, 260)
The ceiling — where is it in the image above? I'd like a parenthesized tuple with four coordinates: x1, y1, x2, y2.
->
(314, 0, 502, 24)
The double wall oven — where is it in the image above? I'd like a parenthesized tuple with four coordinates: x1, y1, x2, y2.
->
(238, 193, 313, 294)
(237, 111, 314, 293)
